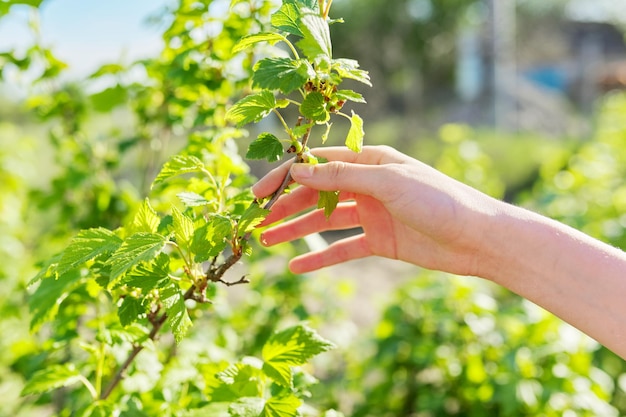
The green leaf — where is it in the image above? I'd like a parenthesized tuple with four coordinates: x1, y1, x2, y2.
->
(106, 233, 166, 285)
(232, 33, 285, 54)
(252, 57, 312, 94)
(335, 89, 366, 103)
(332, 58, 372, 86)
(300, 91, 329, 122)
(191, 215, 232, 263)
(229, 397, 265, 417)
(88, 63, 125, 78)
(261, 395, 301, 417)
(226, 91, 276, 127)
(271, 3, 302, 36)
(131, 198, 160, 234)
(284, 0, 318, 11)
(209, 363, 264, 401)
(317, 190, 340, 219)
(262, 324, 335, 387)
(161, 284, 192, 343)
(171, 205, 194, 251)
(57, 228, 122, 275)
(118, 296, 145, 327)
(21, 364, 83, 396)
(119, 253, 170, 290)
(297, 12, 332, 59)
(177, 192, 211, 207)
(152, 155, 205, 187)
(345, 111, 364, 153)
(237, 202, 270, 238)
(29, 269, 83, 331)
(246, 133, 284, 162)
(90, 84, 127, 112)
(180, 404, 230, 417)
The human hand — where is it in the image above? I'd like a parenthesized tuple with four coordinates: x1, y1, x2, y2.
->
(252, 145, 502, 275)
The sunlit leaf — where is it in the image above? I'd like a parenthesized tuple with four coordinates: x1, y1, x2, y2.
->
(177, 192, 211, 207)
(229, 397, 265, 417)
(252, 57, 312, 94)
(246, 133, 284, 162)
(131, 199, 160, 234)
(297, 12, 332, 59)
(161, 284, 192, 343)
(29, 269, 83, 331)
(345, 111, 364, 153)
(226, 91, 276, 127)
(237, 202, 270, 238)
(90, 84, 128, 112)
(232, 33, 285, 54)
(171, 205, 194, 251)
(152, 155, 205, 187)
(271, 3, 302, 36)
(191, 215, 232, 263)
(262, 324, 334, 387)
(57, 228, 122, 275)
(332, 58, 372, 86)
(106, 233, 166, 285)
(317, 190, 340, 218)
(21, 364, 83, 396)
(335, 89, 366, 103)
(261, 395, 301, 417)
(119, 253, 170, 290)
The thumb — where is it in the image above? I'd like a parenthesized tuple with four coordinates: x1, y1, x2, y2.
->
(290, 161, 385, 197)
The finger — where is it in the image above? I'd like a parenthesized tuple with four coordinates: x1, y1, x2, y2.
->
(261, 202, 360, 246)
(260, 183, 358, 226)
(289, 160, 396, 199)
(251, 157, 295, 198)
(310, 145, 411, 166)
(288, 234, 373, 274)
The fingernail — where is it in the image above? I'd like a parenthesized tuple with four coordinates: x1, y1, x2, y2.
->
(291, 163, 314, 179)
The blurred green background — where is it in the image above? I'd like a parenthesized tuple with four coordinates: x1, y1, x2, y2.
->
(2, 0, 626, 415)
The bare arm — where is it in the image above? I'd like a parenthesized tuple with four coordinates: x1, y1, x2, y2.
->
(252, 145, 626, 359)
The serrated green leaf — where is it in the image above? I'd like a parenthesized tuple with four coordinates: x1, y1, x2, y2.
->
(209, 363, 264, 401)
(332, 58, 372, 86)
(57, 228, 122, 275)
(252, 57, 311, 94)
(191, 215, 232, 263)
(29, 269, 83, 331)
(229, 397, 265, 417)
(262, 324, 335, 387)
(106, 233, 166, 285)
(237, 203, 270, 238)
(119, 253, 170, 290)
(161, 284, 192, 343)
(284, 0, 318, 11)
(335, 89, 366, 103)
(171, 205, 194, 251)
(152, 155, 205, 187)
(232, 33, 285, 54)
(297, 12, 332, 59)
(132, 199, 160, 234)
(261, 395, 301, 417)
(246, 133, 284, 162)
(226, 91, 276, 127)
(271, 3, 302, 36)
(300, 91, 329, 122)
(118, 296, 145, 327)
(21, 364, 83, 396)
(346, 111, 364, 153)
(317, 190, 340, 218)
(177, 192, 211, 207)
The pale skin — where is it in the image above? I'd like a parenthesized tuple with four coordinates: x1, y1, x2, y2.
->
(252, 145, 626, 360)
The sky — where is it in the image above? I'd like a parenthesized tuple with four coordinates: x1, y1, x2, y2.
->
(0, 0, 169, 79)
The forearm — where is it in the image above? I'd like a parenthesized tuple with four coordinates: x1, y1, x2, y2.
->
(481, 203, 626, 359)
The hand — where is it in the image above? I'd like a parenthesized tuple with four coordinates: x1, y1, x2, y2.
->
(252, 145, 502, 275)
